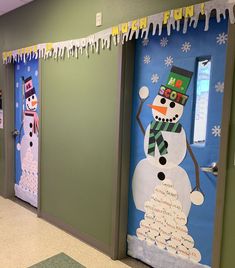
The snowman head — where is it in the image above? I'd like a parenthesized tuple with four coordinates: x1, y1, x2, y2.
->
(149, 66, 193, 123)
(149, 93, 184, 123)
(26, 94, 38, 111)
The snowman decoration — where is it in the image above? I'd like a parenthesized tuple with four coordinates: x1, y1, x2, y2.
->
(132, 66, 204, 262)
(15, 76, 39, 208)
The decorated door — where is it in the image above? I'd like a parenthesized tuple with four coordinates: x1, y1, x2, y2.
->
(127, 18, 228, 268)
(14, 59, 39, 207)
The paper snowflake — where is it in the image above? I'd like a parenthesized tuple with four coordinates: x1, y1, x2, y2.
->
(27, 66, 31, 72)
(144, 55, 151, 64)
(160, 37, 168, 47)
(215, 82, 224, 93)
(164, 56, 174, 67)
(142, 39, 149, 47)
(212, 125, 221, 137)
(17, 143, 21, 151)
(16, 64, 20, 70)
(216, 32, 228, 45)
(16, 102, 19, 108)
(16, 82, 19, 88)
(151, 73, 160, 84)
(181, 42, 191, 53)
(35, 70, 38, 77)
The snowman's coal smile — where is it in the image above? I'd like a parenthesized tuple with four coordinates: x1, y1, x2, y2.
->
(26, 104, 36, 111)
(155, 114, 179, 122)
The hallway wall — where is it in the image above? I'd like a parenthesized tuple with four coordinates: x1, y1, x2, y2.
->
(0, 0, 234, 266)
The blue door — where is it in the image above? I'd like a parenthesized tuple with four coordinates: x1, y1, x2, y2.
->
(14, 58, 39, 207)
(127, 18, 228, 268)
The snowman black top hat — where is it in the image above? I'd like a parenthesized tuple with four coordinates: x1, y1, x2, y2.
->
(158, 66, 193, 106)
(24, 76, 36, 99)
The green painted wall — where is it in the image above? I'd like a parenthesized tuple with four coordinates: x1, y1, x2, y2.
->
(0, 0, 234, 265)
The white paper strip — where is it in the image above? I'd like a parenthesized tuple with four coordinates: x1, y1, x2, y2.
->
(2, 0, 235, 64)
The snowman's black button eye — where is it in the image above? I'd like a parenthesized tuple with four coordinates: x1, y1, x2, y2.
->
(157, 172, 165, 181)
(32, 95, 34, 99)
(159, 157, 167, 165)
(28, 97, 30, 101)
(170, 102, 175, 108)
(160, 98, 166, 104)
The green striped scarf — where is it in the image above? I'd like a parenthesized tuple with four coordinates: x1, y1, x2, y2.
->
(148, 121, 182, 156)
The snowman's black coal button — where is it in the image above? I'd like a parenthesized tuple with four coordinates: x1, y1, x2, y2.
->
(30, 142, 33, 147)
(159, 156, 167, 165)
(175, 114, 179, 118)
(29, 123, 33, 128)
(164, 141, 168, 148)
(166, 119, 169, 122)
(29, 132, 33, 137)
(155, 116, 158, 119)
(162, 119, 165, 122)
(170, 119, 173, 122)
(173, 117, 176, 121)
(157, 172, 165, 181)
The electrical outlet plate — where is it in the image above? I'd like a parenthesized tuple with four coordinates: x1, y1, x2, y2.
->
(96, 12, 102, 27)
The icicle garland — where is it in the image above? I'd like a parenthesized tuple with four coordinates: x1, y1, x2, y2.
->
(2, 0, 235, 64)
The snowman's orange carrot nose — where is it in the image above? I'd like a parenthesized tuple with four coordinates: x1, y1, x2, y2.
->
(31, 100, 37, 107)
(148, 104, 167, 115)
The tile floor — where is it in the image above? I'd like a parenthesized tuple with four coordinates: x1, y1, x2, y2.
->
(0, 197, 148, 268)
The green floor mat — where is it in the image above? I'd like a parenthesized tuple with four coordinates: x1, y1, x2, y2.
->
(29, 253, 85, 268)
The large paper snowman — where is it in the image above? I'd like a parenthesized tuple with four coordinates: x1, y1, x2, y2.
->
(15, 76, 39, 207)
(132, 66, 204, 218)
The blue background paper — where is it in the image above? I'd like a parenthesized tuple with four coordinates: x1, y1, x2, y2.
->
(14, 58, 39, 185)
(127, 18, 228, 266)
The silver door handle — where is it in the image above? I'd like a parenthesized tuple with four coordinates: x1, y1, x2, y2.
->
(201, 162, 218, 176)
(12, 129, 20, 137)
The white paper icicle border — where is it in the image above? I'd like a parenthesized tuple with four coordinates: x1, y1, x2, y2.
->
(2, 0, 235, 64)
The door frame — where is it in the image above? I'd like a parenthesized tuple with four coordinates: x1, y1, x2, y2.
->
(1, 59, 42, 215)
(111, 20, 235, 268)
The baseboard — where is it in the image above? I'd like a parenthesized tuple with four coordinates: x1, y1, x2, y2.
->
(39, 210, 111, 257)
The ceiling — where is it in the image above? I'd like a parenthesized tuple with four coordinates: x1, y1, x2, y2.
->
(0, 0, 34, 16)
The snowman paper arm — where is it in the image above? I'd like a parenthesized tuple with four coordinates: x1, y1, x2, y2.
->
(187, 140, 204, 206)
(136, 87, 149, 135)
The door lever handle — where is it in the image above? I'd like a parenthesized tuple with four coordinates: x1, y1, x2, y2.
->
(201, 162, 218, 176)
(12, 129, 20, 137)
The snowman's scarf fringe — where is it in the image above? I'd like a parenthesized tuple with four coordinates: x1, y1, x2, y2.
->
(24, 111, 39, 134)
(148, 121, 182, 156)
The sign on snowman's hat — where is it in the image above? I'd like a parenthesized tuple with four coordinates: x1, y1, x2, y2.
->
(158, 66, 193, 106)
(24, 76, 36, 99)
